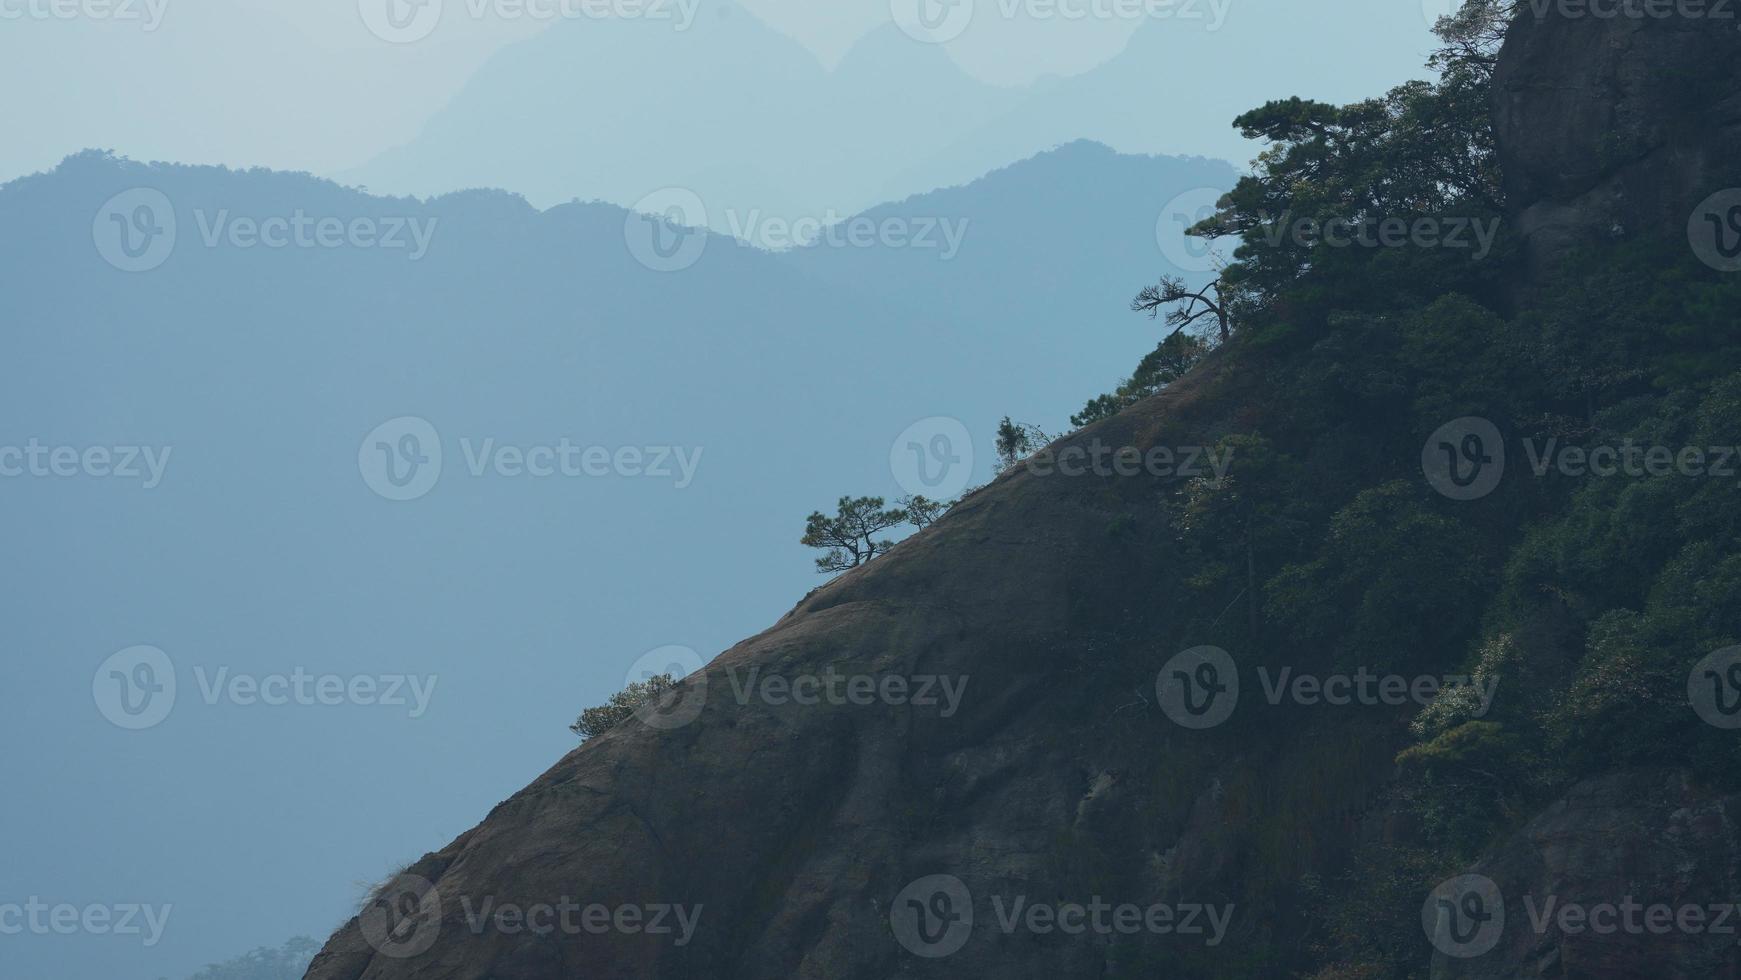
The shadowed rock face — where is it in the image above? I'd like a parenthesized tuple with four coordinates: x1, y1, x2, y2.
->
(1492, 1, 1741, 270)
(1432, 772, 1741, 980)
(302, 362, 1409, 979)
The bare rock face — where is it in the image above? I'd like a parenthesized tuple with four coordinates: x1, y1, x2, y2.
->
(1431, 771, 1741, 980)
(1492, 2, 1741, 270)
(303, 364, 1409, 980)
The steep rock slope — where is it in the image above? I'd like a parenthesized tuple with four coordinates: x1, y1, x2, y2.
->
(1493, 1, 1741, 270)
(305, 361, 1395, 979)
(1434, 773, 1741, 980)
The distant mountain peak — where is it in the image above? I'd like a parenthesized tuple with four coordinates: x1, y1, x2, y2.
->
(831, 22, 972, 80)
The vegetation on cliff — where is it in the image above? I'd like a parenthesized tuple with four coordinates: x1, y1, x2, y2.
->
(1089, 2, 1741, 974)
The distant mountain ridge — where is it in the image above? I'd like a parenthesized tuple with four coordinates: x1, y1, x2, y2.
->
(342, 8, 1019, 231)
(339, 0, 1428, 228)
(0, 140, 1234, 980)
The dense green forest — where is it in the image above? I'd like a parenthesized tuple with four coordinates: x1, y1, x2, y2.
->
(1072, 2, 1741, 974)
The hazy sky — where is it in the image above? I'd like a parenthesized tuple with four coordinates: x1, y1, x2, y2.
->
(0, 0, 1452, 185)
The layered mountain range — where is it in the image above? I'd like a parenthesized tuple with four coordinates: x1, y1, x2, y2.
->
(339, 0, 1428, 224)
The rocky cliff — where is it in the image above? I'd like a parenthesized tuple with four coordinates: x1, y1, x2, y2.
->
(306, 363, 1382, 979)
(304, 7, 1741, 979)
(1432, 772, 1741, 980)
(1493, 0, 1741, 271)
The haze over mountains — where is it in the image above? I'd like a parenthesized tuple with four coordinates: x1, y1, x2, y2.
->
(0, 141, 1233, 980)
(343, 0, 1433, 226)
(0, 0, 1436, 219)
(0, 5, 1450, 976)
(0, 0, 540, 182)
